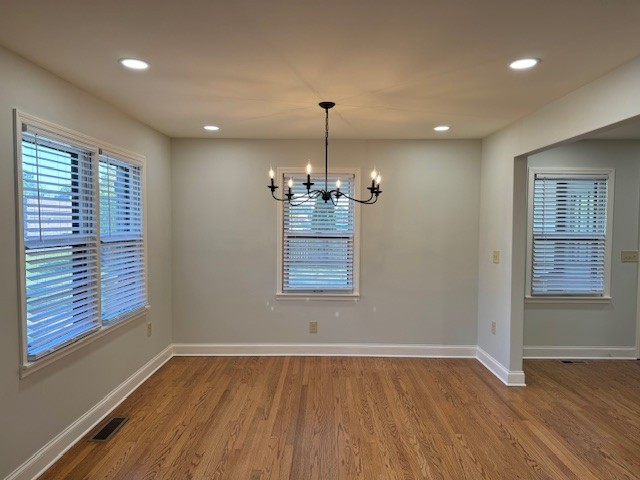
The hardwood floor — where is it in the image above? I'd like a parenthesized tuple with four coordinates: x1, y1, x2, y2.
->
(39, 357, 640, 479)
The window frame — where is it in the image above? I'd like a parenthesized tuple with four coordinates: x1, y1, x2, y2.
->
(14, 110, 149, 377)
(525, 166, 615, 303)
(275, 166, 361, 300)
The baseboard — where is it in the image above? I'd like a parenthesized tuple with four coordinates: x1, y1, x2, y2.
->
(6, 345, 173, 480)
(523, 345, 637, 359)
(172, 342, 478, 358)
(172, 343, 528, 386)
(476, 347, 526, 386)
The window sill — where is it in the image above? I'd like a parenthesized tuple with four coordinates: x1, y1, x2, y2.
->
(276, 293, 360, 302)
(525, 296, 611, 304)
(20, 305, 150, 379)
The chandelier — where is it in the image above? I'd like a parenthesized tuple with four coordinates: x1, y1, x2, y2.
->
(268, 101, 382, 205)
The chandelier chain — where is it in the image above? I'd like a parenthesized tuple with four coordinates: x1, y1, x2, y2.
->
(324, 105, 329, 193)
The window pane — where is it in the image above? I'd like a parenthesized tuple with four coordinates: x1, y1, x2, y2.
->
(25, 246, 99, 359)
(99, 154, 146, 323)
(531, 175, 608, 296)
(22, 135, 95, 245)
(21, 129, 99, 361)
(284, 237, 353, 290)
(282, 174, 355, 293)
(99, 159, 143, 238)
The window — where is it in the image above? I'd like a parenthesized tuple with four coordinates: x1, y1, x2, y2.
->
(277, 169, 360, 298)
(16, 112, 147, 371)
(526, 168, 614, 299)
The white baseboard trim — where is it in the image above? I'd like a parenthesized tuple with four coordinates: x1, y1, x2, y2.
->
(171, 342, 478, 358)
(173, 343, 530, 386)
(6, 345, 173, 480)
(476, 347, 526, 387)
(523, 345, 637, 360)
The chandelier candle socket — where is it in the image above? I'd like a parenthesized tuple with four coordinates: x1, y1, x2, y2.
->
(268, 102, 382, 205)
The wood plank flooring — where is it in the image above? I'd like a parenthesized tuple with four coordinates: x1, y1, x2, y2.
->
(39, 357, 640, 479)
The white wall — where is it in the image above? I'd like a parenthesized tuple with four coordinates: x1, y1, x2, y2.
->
(525, 140, 640, 349)
(478, 55, 640, 376)
(0, 46, 173, 477)
(171, 139, 480, 346)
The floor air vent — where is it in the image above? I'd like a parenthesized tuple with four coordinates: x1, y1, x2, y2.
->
(560, 360, 586, 364)
(90, 417, 128, 442)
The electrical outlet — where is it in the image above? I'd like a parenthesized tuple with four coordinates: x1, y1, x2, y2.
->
(147, 323, 152, 337)
(309, 321, 318, 334)
(491, 321, 496, 335)
(621, 250, 639, 263)
(492, 250, 500, 264)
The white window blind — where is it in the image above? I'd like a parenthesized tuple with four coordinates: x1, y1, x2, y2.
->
(531, 173, 609, 296)
(17, 113, 148, 368)
(21, 127, 100, 360)
(99, 153, 147, 323)
(282, 173, 355, 293)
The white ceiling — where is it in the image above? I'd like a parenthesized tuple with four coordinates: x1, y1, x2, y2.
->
(1, 0, 640, 139)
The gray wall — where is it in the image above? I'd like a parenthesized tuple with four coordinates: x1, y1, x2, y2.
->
(478, 56, 640, 374)
(171, 138, 481, 346)
(525, 140, 640, 348)
(0, 46, 173, 477)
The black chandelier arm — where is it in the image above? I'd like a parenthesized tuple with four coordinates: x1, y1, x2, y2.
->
(336, 185, 382, 204)
(270, 190, 289, 202)
(270, 190, 322, 205)
(288, 190, 324, 206)
(268, 184, 289, 202)
(269, 185, 295, 203)
(338, 191, 380, 205)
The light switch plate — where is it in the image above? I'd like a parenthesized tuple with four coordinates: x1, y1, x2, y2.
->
(621, 250, 639, 263)
(492, 250, 500, 264)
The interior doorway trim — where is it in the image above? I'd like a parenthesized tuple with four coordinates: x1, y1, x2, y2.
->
(636, 234, 640, 359)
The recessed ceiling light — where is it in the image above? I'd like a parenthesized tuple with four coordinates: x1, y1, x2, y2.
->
(509, 58, 540, 70)
(119, 58, 149, 70)
(203, 125, 220, 131)
(434, 125, 450, 132)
